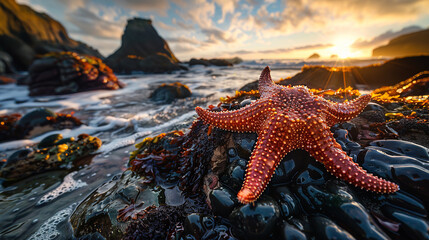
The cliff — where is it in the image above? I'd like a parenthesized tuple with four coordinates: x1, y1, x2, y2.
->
(372, 29, 429, 57)
(0, 0, 102, 70)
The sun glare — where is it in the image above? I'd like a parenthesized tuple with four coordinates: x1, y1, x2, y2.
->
(331, 37, 357, 59)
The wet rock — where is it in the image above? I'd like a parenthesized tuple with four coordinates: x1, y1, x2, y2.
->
(209, 185, 239, 217)
(272, 186, 299, 219)
(381, 204, 429, 240)
(28, 52, 124, 96)
(178, 214, 237, 240)
(13, 108, 82, 139)
(71, 170, 160, 239)
(0, 51, 15, 74)
(378, 191, 427, 218)
(0, 134, 101, 181)
(0, 75, 16, 84)
(332, 128, 361, 156)
(0, 113, 21, 142)
(229, 196, 280, 239)
(150, 82, 192, 104)
(368, 140, 429, 161)
(0, 0, 103, 70)
(309, 215, 356, 240)
(189, 58, 232, 67)
(106, 18, 185, 74)
(358, 148, 429, 201)
(280, 222, 308, 240)
(296, 184, 389, 240)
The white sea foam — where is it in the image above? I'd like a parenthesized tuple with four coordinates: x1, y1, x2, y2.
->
(98, 111, 196, 153)
(37, 172, 87, 205)
(28, 203, 76, 240)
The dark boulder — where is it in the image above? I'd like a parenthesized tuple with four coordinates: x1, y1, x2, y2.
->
(106, 18, 185, 73)
(0, 0, 102, 70)
(28, 52, 124, 96)
(149, 82, 191, 103)
(189, 57, 242, 67)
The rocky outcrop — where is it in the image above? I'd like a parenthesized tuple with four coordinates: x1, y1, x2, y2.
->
(106, 18, 185, 73)
(0, 0, 102, 70)
(373, 29, 429, 57)
(240, 56, 429, 90)
(308, 53, 320, 59)
(189, 57, 243, 67)
(150, 82, 192, 104)
(27, 52, 124, 96)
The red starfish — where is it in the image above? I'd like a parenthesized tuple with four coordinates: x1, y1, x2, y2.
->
(196, 66, 399, 204)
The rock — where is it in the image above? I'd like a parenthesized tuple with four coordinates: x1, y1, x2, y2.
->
(209, 185, 239, 218)
(106, 18, 185, 73)
(0, 75, 16, 84)
(0, 108, 82, 142)
(189, 57, 242, 67)
(71, 170, 160, 239)
(229, 196, 281, 239)
(330, 54, 339, 59)
(309, 215, 356, 240)
(0, 0, 102, 70)
(296, 184, 390, 240)
(0, 51, 15, 74)
(373, 28, 429, 57)
(308, 53, 320, 59)
(150, 82, 192, 103)
(280, 222, 308, 240)
(0, 134, 101, 181)
(27, 52, 124, 95)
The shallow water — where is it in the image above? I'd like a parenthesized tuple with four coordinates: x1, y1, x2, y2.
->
(0, 59, 384, 239)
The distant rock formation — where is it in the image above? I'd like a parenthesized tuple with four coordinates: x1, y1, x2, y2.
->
(373, 29, 429, 57)
(189, 57, 243, 67)
(240, 56, 429, 90)
(308, 53, 320, 59)
(106, 18, 186, 73)
(0, 0, 102, 70)
(330, 54, 338, 59)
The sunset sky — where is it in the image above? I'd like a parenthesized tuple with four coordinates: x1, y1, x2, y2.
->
(17, 0, 429, 60)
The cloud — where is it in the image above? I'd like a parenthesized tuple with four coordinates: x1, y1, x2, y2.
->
(247, 0, 429, 37)
(213, 0, 240, 23)
(351, 25, 423, 49)
(165, 36, 202, 45)
(231, 43, 333, 55)
(111, 0, 169, 15)
(66, 7, 123, 40)
(201, 27, 237, 43)
(172, 18, 194, 30)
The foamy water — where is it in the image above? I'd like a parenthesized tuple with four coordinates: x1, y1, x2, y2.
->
(0, 59, 384, 239)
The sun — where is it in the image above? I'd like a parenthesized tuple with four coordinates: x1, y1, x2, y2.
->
(330, 36, 358, 59)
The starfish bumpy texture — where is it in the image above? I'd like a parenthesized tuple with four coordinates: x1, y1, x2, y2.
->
(196, 66, 399, 204)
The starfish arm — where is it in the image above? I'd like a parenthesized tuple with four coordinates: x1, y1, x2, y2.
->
(195, 99, 274, 132)
(258, 66, 278, 98)
(237, 114, 297, 204)
(306, 122, 399, 193)
(325, 94, 371, 125)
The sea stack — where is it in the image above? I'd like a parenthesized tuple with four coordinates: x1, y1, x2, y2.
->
(106, 18, 186, 73)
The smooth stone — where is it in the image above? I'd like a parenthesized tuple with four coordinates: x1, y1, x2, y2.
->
(229, 196, 280, 239)
(309, 215, 356, 240)
(209, 185, 239, 217)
